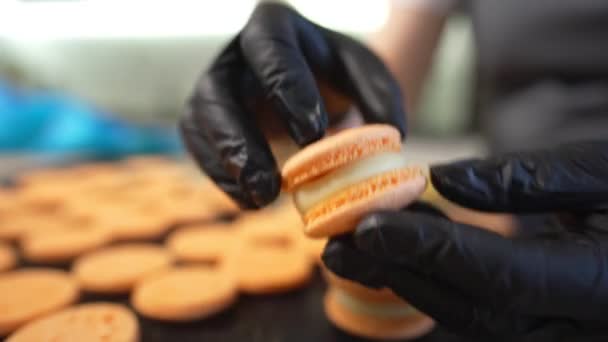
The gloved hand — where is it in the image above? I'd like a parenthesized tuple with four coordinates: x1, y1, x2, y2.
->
(323, 141, 608, 338)
(179, 2, 406, 209)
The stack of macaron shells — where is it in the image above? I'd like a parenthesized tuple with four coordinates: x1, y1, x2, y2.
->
(281, 124, 435, 339)
(323, 270, 435, 340)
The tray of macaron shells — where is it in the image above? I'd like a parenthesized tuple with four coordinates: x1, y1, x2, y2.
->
(0, 142, 473, 341)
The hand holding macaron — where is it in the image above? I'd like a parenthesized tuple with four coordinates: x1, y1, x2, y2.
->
(179, 2, 406, 209)
(324, 140, 608, 338)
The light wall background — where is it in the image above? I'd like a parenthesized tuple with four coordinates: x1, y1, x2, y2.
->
(0, 0, 474, 136)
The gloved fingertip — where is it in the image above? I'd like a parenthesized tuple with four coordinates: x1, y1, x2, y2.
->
(429, 161, 491, 209)
(321, 237, 385, 289)
(429, 162, 468, 190)
(320, 238, 349, 273)
(242, 167, 281, 208)
(295, 109, 328, 146)
(272, 90, 328, 146)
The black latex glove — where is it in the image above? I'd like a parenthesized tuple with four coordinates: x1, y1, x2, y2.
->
(179, 2, 405, 209)
(323, 141, 608, 338)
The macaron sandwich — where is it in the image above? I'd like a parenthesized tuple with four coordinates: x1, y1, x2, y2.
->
(282, 124, 427, 238)
(281, 124, 435, 340)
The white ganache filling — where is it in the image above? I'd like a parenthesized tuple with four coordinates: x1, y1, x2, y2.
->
(334, 288, 419, 318)
(293, 152, 408, 214)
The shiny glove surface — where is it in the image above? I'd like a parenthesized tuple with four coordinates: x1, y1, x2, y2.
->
(180, 2, 406, 209)
(323, 141, 608, 338)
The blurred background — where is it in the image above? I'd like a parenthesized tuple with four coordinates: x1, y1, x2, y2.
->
(0, 0, 482, 176)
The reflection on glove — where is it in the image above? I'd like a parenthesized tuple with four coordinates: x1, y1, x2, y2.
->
(179, 2, 406, 209)
(323, 141, 608, 337)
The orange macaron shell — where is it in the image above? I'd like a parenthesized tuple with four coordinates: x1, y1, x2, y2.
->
(324, 289, 435, 340)
(281, 124, 401, 191)
(302, 167, 427, 238)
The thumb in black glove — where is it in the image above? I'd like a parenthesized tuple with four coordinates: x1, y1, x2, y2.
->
(180, 2, 406, 209)
(323, 141, 608, 338)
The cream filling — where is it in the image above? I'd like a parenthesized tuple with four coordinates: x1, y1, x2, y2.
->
(293, 152, 408, 214)
(334, 289, 419, 318)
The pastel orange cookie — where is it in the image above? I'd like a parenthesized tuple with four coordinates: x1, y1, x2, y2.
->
(132, 266, 238, 322)
(73, 244, 173, 294)
(235, 209, 301, 246)
(0, 243, 16, 272)
(0, 213, 59, 241)
(175, 180, 239, 219)
(281, 124, 427, 238)
(21, 226, 111, 264)
(156, 184, 219, 225)
(96, 206, 171, 242)
(235, 242, 314, 295)
(15, 182, 69, 214)
(7, 303, 139, 342)
(0, 189, 15, 217)
(0, 269, 79, 336)
(269, 201, 327, 262)
(0, 218, 23, 242)
(205, 186, 240, 215)
(166, 223, 240, 263)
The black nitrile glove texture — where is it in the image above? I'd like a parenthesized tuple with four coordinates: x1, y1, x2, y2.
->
(323, 141, 608, 339)
(180, 2, 406, 209)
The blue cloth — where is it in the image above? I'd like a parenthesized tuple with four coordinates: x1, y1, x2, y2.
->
(0, 80, 182, 159)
